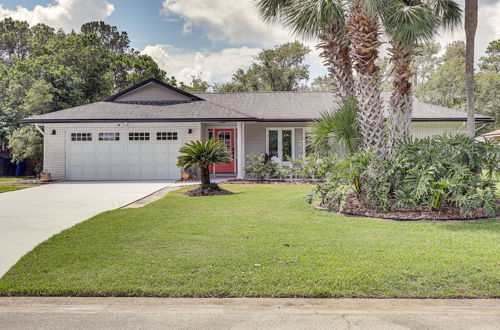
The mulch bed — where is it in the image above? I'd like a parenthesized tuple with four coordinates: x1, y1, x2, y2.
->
(225, 179, 324, 185)
(323, 193, 497, 221)
(0, 179, 54, 185)
(184, 186, 235, 197)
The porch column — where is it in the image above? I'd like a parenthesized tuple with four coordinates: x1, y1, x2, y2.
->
(237, 122, 245, 179)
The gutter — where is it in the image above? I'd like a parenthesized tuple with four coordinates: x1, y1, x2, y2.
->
(21, 117, 495, 125)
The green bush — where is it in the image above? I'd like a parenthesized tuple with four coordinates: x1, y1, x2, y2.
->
(289, 154, 336, 179)
(310, 134, 499, 218)
(244, 154, 280, 180)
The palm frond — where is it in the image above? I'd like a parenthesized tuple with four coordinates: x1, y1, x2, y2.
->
(385, 2, 440, 45)
(256, 0, 345, 39)
(177, 139, 231, 169)
(309, 95, 361, 157)
(427, 0, 462, 30)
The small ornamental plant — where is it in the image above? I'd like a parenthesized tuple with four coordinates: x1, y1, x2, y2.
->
(177, 139, 232, 196)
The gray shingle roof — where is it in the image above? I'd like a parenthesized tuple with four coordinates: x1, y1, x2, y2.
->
(23, 90, 493, 124)
(23, 100, 257, 123)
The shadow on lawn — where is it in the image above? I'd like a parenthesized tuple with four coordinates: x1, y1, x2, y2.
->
(438, 218, 500, 233)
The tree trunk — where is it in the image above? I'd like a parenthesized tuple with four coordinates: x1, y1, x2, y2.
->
(317, 23, 354, 98)
(465, 0, 478, 138)
(346, 0, 386, 159)
(388, 42, 414, 152)
(199, 165, 211, 189)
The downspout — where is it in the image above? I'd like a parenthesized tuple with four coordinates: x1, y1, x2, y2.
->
(34, 124, 45, 136)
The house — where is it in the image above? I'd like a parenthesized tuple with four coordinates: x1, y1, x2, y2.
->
(23, 78, 494, 181)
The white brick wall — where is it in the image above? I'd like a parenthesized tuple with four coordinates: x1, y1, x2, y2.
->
(42, 122, 201, 181)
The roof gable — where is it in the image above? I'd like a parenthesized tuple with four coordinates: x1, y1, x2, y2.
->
(104, 78, 203, 103)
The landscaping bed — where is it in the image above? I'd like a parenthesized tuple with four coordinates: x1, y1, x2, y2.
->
(185, 186, 234, 197)
(338, 193, 498, 221)
(1, 184, 499, 298)
(225, 179, 324, 185)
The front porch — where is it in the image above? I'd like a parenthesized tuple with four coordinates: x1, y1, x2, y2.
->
(201, 122, 310, 179)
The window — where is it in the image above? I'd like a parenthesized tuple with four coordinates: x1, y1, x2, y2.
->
(157, 132, 178, 140)
(0, 140, 6, 151)
(129, 132, 150, 141)
(71, 133, 92, 141)
(267, 128, 294, 161)
(99, 133, 120, 141)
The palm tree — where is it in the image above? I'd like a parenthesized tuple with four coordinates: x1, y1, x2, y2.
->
(256, 0, 354, 98)
(383, 0, 462, 150)
(309, 95, 361, 157)
(177, 139, 231, 190)
(346, 0, 386, 158)
(465, 0, 478, 138)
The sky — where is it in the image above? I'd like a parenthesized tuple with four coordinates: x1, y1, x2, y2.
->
(0, 0, 499, 84)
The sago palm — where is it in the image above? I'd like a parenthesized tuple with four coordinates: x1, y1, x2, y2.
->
(177, 139, 231, 189)
(256, 0, 354, 98)
(383, 0, 461, 150)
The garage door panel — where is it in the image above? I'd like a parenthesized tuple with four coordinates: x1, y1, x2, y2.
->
(67, 131, 181, 180)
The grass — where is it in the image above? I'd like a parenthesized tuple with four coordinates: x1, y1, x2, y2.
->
(0, 176, 36, 193)
(0, 184, 498, 298)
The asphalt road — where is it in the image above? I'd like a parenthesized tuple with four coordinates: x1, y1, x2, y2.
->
(0, 297, 499, 330)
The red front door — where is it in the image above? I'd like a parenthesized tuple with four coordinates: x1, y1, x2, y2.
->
(209, 129, 236, 173)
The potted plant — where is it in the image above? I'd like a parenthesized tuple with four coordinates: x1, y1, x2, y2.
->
(181, 171, 190, 180)
(40, 171, 52, 182)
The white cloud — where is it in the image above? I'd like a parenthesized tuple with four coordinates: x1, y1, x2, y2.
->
(142, 44, 262, 83)
(0, 0, 115, 31)
(161, 0, 292, 46)
(142, 43, 327, 85)
(435, 0, 500, 62)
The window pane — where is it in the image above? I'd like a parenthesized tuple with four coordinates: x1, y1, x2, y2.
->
(282, 130, 292, 159)
(268, 130, 278, 157)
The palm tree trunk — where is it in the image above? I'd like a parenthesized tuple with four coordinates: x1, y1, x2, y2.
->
(317, 23, 354, 98)
(465, 0, 478, 138)
(388, 42, 413, 152)
(200, 165, 211, 189)
(346, 0, 386, 158)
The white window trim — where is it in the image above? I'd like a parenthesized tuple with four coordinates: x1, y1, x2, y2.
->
(265, 127, 297, 163)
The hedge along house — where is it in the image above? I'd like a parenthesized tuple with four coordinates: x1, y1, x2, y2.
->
(23, 78, 494, 181)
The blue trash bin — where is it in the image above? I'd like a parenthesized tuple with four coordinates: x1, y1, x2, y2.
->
(14, 160, 26, 177)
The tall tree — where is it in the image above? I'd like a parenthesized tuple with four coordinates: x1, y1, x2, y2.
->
(256, 0, 354, 97)
(415, 40, 500, 125)
(479, 39, 500, 73)
(346, 0, 386, 158)
(383, 0, 461, 151)
(412, 42, 441, 86)
(465, 0, 478, 138)
(214, 42, 310, 92)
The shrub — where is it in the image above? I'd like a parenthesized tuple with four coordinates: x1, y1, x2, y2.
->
(244, 154, 280, 180)
(289, 154, 336, 179)
(309, 134, 499, 218)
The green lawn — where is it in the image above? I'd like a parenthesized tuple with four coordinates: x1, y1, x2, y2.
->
(0, 176, 36, 193)
(0, 184, 499, 298)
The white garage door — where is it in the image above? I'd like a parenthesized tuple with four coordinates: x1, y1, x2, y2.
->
(66, 130, 181, 180)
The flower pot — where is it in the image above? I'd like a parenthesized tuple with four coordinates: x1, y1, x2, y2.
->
(182, 172, 190, 180)
(40, 172, 52, 182)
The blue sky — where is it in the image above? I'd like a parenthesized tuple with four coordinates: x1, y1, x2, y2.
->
(1, 0, 499, 84)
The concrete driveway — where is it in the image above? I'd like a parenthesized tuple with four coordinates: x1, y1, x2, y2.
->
(0, 181, 178, 277)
